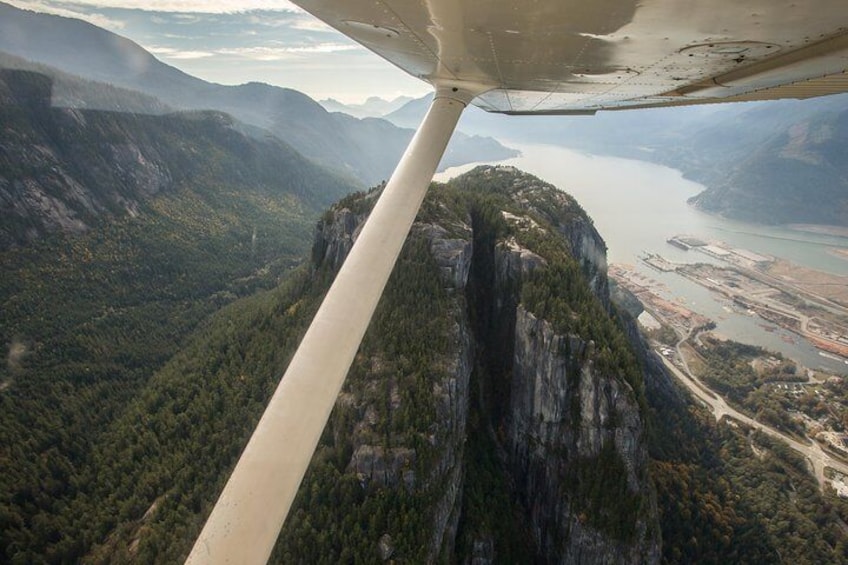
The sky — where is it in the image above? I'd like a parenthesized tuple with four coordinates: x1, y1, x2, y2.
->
(4, 0, 432, 103)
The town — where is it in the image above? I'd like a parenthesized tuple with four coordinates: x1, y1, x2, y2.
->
(610, 242, 848, 498)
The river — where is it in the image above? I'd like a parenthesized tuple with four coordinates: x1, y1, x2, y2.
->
(434, 142, 848, 375)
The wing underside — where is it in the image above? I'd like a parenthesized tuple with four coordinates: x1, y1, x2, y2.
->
(291, 0, 848, 114)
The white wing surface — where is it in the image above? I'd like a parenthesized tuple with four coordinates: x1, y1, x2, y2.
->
(292, 0, 848, 113)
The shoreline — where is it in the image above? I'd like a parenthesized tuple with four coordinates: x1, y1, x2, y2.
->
(788, 224, 848, 239)
(828, 247, 848, 262)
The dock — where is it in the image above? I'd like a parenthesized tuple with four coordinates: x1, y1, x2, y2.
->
(640, 252, 678, 272)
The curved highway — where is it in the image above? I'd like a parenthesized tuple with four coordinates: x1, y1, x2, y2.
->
(659, 346, 848, 487)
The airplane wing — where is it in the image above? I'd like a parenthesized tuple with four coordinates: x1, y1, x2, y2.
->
(290, 0, 848, 114)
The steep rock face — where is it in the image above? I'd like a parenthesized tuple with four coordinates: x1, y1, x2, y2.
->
(509, 306, 657, 563)
(562, 218, 610, 311)
(311, 207, 366, 272)
(0, 70, 173, 245)
(423, 222, 473, 290)
(0, 70, 352, 250)
(461, 167, 658, 563)
(310, 200, 475, 561)
(426, 312, 473, 558)
(418, 219, 476, 559)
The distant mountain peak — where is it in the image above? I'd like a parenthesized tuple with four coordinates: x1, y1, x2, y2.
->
(319, 94, 417, 118)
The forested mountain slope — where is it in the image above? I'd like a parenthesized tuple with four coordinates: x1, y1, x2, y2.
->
(682, 99, 848, 226)
(1, 165, 662, 562)
(0, 69, 350, 249)
(0, 69, 357, 562)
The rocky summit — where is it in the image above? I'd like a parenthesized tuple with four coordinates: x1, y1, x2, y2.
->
(285, 165, 660, 563)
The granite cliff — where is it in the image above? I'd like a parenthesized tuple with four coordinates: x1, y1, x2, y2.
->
(281, 166, 660, 562)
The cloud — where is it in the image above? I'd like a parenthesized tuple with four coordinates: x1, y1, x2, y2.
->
(285, 43, 359, 54)
(291, 18, 333, 32)
(147, 46, 214, 59)
(5, 0, 127, 28)
(216, 43, 359, 61)
(9, 0, 303, 14)
(244, 13, 313, 29)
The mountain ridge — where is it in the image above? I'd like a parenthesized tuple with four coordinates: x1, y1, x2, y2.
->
(0, 68, 352, 249)
(319, 95, 415, 118)
(0, 50, 172, 114)
(0, 65, 366, 563)
(0, 2, 516, 187)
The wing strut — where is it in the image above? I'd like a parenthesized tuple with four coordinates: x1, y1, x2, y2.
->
(186, 91, 468, 564)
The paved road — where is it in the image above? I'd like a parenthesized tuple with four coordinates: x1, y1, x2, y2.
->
(658, 349, 848, 488)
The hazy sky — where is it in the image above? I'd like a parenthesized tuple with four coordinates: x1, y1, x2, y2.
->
(5, 0, 432, 103)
